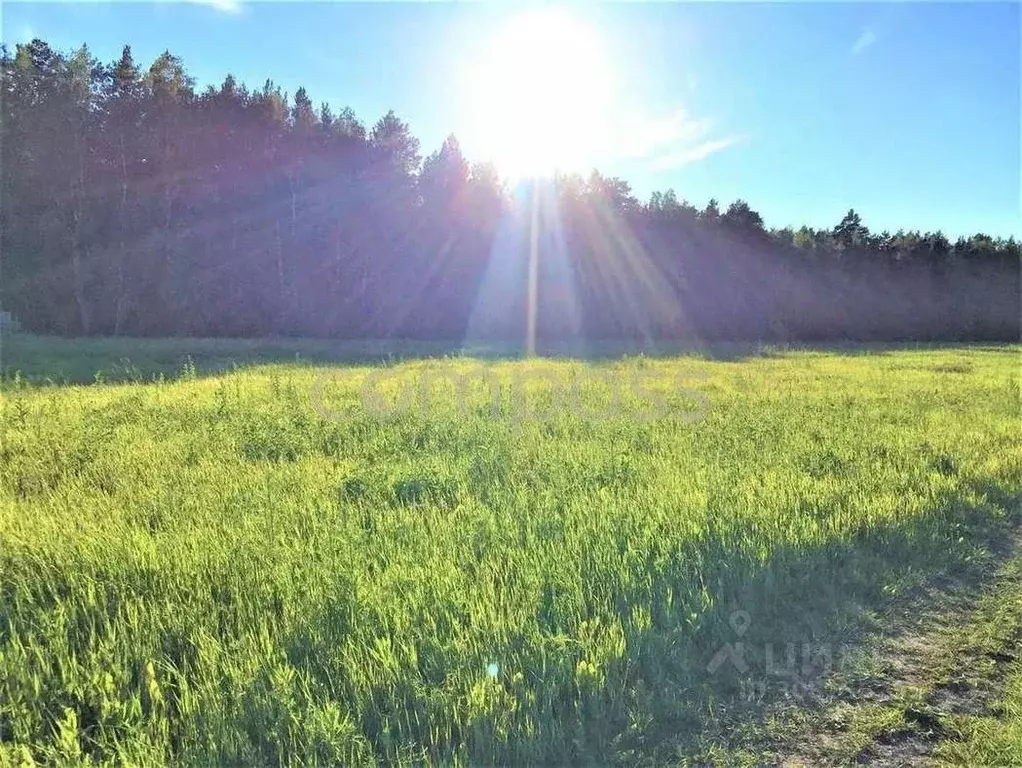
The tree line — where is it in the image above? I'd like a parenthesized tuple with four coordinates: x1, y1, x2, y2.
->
(2, 39, 1018, 341)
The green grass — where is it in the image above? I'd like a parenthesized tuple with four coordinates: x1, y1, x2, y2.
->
(932, 556, 1022, 767)
(941, 669, 1022, 765)
(1, 338, 1020, 764)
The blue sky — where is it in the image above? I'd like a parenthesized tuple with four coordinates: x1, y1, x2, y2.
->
(2, 1, 1019, 238)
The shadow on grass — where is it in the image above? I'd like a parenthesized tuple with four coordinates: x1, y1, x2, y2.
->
(2, 333, 1011, 386)
(610, 490, 1021, 765)
(3, 468, 1019, 764)
(265, 483, 1021, 765)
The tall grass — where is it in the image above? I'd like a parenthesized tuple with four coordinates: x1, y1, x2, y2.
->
(1, 343, 1020, 764)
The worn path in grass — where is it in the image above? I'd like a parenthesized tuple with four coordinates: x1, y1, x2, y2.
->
(769, 526, 1022, 767)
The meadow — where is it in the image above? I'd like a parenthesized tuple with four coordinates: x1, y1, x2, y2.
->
(1, 336, 1020, 765)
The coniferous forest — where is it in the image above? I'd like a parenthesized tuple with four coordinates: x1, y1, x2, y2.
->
(2, 39, 1019, 341)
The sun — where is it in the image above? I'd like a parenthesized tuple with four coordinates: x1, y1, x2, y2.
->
(461, 9, 616, 180)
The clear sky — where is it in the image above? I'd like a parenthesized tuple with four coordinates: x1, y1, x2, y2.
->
(3, 1, 1019, 239)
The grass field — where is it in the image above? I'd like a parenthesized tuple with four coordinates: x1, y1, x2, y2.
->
(1, 336, 1020, 765)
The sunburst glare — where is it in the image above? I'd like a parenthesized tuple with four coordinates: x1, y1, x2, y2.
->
(461, 9, 616, 179)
